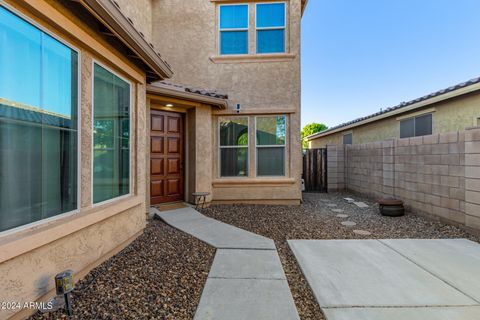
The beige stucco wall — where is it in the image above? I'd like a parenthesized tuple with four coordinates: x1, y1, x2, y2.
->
(115, 0, 153, 44)
(309, 92, 480, 149)
(0, 2, 148, 319)
(151, 0, 303, 203)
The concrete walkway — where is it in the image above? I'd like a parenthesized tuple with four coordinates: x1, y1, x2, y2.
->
(153, 207, 299, 320)
(288, 239, 480, 320)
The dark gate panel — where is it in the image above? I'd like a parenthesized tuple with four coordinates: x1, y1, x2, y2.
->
(303, 148, 327, 192)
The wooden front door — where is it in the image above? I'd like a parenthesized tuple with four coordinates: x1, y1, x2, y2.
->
(150, 110, 184, 204)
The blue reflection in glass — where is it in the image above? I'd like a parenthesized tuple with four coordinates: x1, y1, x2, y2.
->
(220, 5, 248, 29)
(221, 31, 248, 55)
(257, 29, 285, 54)
(256, 3, 285, 28)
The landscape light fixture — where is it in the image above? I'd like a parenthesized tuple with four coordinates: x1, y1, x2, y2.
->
(166, 103, 174, 107)
(55, 270, 75, 316)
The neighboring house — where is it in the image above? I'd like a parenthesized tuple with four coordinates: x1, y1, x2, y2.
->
(0, 0, 307, 319)
(307, 77, 480, 148)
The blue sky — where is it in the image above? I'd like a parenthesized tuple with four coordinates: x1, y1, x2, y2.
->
(301, 0, 480, 128)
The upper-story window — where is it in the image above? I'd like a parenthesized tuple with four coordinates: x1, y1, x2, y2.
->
(219, 4, 249, 55)
(256, 3, 286, 54)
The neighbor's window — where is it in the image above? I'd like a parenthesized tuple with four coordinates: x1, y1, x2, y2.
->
(343, 133, 353, 145)
(256, 3, 286, 54)
(400, 113, 432, 138)
(0, 6, 78, 232)
(93, 63, 130, 204)
(219, 4, 249, 55)
(219, 117, 249, 177)
(256, 116, 286, 176)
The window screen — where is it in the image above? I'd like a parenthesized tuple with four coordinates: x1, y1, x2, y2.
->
(219, 5, 249, 55)
(343, 133, 353, 145)
(400, 114, 432, 138)
(256, 3, 286, 54)
(256, 116, 286, 176)
(219, 117, 249, 177)
(0, 6, 78, 232)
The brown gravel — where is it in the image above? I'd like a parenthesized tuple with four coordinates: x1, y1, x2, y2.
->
(29, 219, 215, 320)
(201, 192, 480, 320)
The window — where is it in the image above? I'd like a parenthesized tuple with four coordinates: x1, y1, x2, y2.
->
(93, 63, 130, 204)
(219, 117, 249, 177)
(256, 116, 286, 176)
(219, 4, 249, 55)
(400, 113, 432, 138)
(0, 6, 78, 232)
(256, 3, 286, 54)
(343, 133, 353, 145)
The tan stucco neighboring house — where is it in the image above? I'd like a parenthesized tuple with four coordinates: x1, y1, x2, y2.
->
(307, 77, 480, 148)
(0, 0, 307, 318)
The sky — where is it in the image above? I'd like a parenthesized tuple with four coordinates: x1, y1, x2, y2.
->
(300, 0, 480, 128)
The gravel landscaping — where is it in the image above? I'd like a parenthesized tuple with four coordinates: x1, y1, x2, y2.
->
(30, 219, 214, 320)
(201, 192, 480, 320)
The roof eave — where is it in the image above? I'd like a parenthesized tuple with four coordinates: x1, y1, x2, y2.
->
(301, 0, 309, 16)
(77, 0, 173, 81)
(147, 84, 229, 110)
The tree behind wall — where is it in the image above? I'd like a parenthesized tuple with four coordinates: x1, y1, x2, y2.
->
(301, 123, 328, 149)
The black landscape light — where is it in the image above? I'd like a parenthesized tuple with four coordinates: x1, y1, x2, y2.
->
(55, 270, 74, 316)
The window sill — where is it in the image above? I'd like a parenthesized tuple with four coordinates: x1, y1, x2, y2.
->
(210, 53, 296, 64)
(213, 178, 296, 187)
(0, 195, 143, 264)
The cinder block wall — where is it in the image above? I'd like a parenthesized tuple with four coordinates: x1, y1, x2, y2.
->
(327, 127, 480, 233)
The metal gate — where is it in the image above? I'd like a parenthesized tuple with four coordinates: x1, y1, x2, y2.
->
(302, 148, 327, 192)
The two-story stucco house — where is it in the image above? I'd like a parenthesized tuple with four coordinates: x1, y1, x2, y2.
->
(0, 0, 307, 318)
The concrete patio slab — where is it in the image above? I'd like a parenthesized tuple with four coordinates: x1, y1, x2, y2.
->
(323, 306, 480, 320)
(380, 239, 480, 302)
(194, 278, 299, 320)
(153, 207, 275, 250)
(288, 240, 477, 308)
(209, 249, 286, 280)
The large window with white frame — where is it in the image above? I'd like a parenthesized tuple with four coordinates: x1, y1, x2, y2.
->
(0, 5, 79, 232)
(219, 117, 249, 177)
(256, 2, 286, 54)
(219, 4, 249, 55)
(93, 63, 131, 204)
(256, 115, 286, 176)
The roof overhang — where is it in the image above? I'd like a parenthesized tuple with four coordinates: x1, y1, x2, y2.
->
(307, 81, 480, 140)
(147, 83, 229, 110)
(301, 0, 309, 16)
(72, 0, 173, 82)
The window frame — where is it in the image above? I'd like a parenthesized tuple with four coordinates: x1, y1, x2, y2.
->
(399, 113, 433, 138)
(343, 132, 353, 145)
(91, 60, 133, 207)
(0, 3, 81, 237)
(255, 2, 287, 54)
(255, 115, 287, 177)
(218, 3, 250, 56)
(218, 116, 250, 178)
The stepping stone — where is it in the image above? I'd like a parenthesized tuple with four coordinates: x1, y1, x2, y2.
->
(353, 229, 371, 236)
(336, 214, 349, 218)
(326, 203, 337, 207)
(341, 221, 357, 227)
(353, 201, 369, 208)
(344, 198, 355, 203)
(209, 249, 286, 280)
(332, 209, 344, 213)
